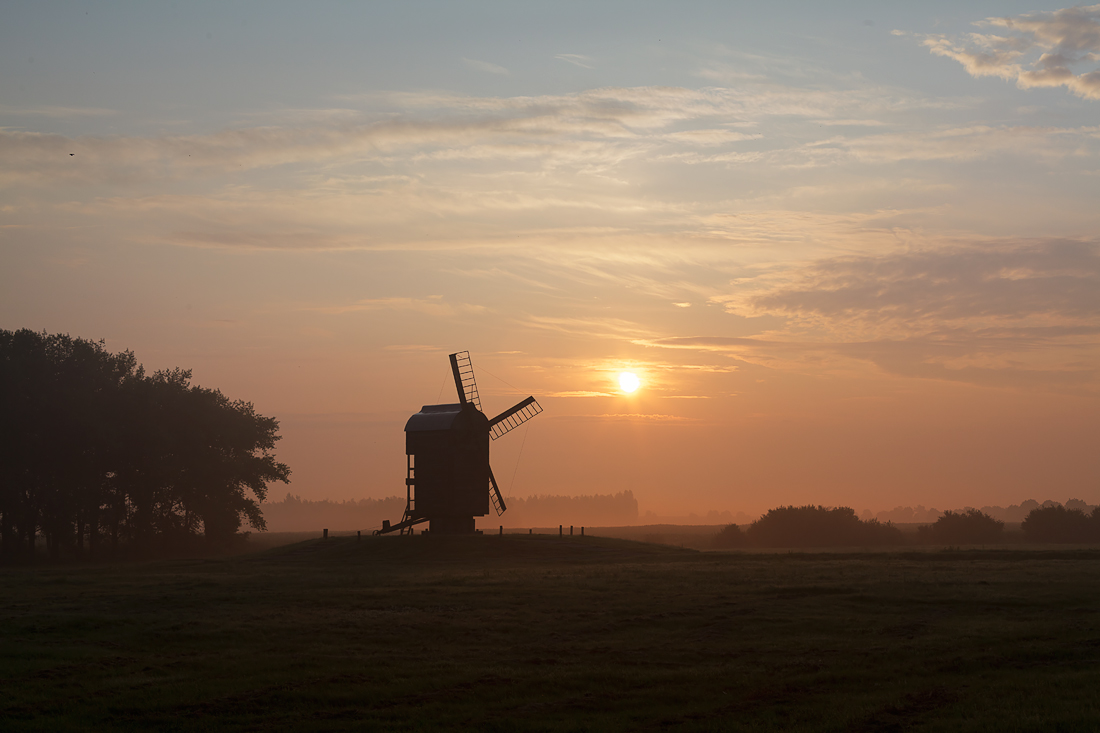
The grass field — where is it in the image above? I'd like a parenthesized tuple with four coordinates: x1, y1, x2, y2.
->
(2, 535, 1100, 731)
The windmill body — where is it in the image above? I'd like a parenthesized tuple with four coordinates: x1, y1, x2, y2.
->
(376, 351, 542, 535)
(404, 403, 489, 534)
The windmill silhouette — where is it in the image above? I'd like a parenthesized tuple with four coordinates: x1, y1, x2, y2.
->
(376, 351, 542, 535)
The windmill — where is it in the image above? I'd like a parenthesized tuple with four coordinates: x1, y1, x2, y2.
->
(375, 351, 542, 535)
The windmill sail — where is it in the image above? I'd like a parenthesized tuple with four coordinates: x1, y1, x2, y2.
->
(449, 351, 482, 411)
(488, 396, 542, 440)
(488, 466, 507, 515)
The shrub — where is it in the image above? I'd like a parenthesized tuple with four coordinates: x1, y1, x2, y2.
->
(919, 509, 1004, 545)
(1022, 506, 1096, 543)
(745, 505, 903, 548)
(712, 524, 746, 549)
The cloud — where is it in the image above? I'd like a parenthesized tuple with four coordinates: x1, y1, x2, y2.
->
(663, 129, 761, 145)
(523, 315, 654, 341)
(909, 5, 1100, 100)
(834, 124, 1097, 163)
(462, 58, 510, 75)
(555, 54, 594, 69)
(646, 240, 1100, 390)
(0, 83, 962, 188)
(734, 239, 1100, 330)
(813, 119, 888, 127)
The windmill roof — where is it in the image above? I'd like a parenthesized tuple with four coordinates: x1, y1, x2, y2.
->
(405, 403, 488, 432)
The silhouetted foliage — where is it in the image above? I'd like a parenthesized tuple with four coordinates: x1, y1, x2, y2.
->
(0, 329, 289, 561)
(745, 505, 903, 548)
(916, 509, 1004, 545)
(712, 523, 747, 549)
(1021, 505, 1098, 543)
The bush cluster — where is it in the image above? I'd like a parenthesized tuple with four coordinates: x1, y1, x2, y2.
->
(1, 329, 289, 561)
(713, 505, 903, 548)
(716, 504, 1100, 549)
(916, 509, 1004, 545)
(1021, 505, 1100, 543)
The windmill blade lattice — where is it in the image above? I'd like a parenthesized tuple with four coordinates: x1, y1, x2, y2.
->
(449, 351, 482, 411)
(488, 396, 543, 440)
(488, 466, 507, 516)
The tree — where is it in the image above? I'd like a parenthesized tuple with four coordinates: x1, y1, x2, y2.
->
(0, 329, 289, 562)
(1021, 506, 1096, 543)
(0, 330, 139, 559)
(744, 505, 903, 548)
(712, 523, 746, 549)
(917, 509, 1004, 545)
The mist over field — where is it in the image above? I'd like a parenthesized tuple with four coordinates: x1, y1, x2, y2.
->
(258, 491, 1098, 536)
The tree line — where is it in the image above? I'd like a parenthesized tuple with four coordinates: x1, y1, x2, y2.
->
(0, 329, 289, 561)
(713, 504, 1100, 548)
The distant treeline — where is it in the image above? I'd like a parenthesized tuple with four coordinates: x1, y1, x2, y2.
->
(261, 494, 406, 532)
(260, 490, 639, 531)
(714, 504, 1100, 548)
(503, 491, 639, 528)
(872, 499, 1097, 524)
(0, 330, 288, 561)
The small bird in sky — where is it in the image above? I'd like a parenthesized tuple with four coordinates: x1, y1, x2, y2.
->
(69, 153, 74, 156)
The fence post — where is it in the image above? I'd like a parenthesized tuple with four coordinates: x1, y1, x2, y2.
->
(559, 525, 562, 536)
(323, 528, 328, 539)
(357, 530, 361, 541)
(581, 526, 584, 537)
(499, 525, 503, 536)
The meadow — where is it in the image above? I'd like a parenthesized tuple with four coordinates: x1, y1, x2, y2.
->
(2, 535, 1100, 731)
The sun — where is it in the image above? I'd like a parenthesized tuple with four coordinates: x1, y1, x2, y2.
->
(618, 372, 640, 393)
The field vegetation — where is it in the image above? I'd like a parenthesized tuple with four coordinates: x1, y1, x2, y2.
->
(3, 535, 1100, 731)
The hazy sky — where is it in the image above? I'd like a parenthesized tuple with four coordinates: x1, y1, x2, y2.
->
(3, 2, 1099, 516)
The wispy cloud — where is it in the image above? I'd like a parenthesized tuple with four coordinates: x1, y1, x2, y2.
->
(903, 5, 1100, 100)
(462, 58, 510, 75)
(660, 239, 1100, 390)
(0, 84, 960, 187)
(664, 129, 761, 145)
(555, 53, 594, 69)
(731, 239, 1100, 332)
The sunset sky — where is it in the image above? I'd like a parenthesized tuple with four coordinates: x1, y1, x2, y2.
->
(3, 2, 1099, 518)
